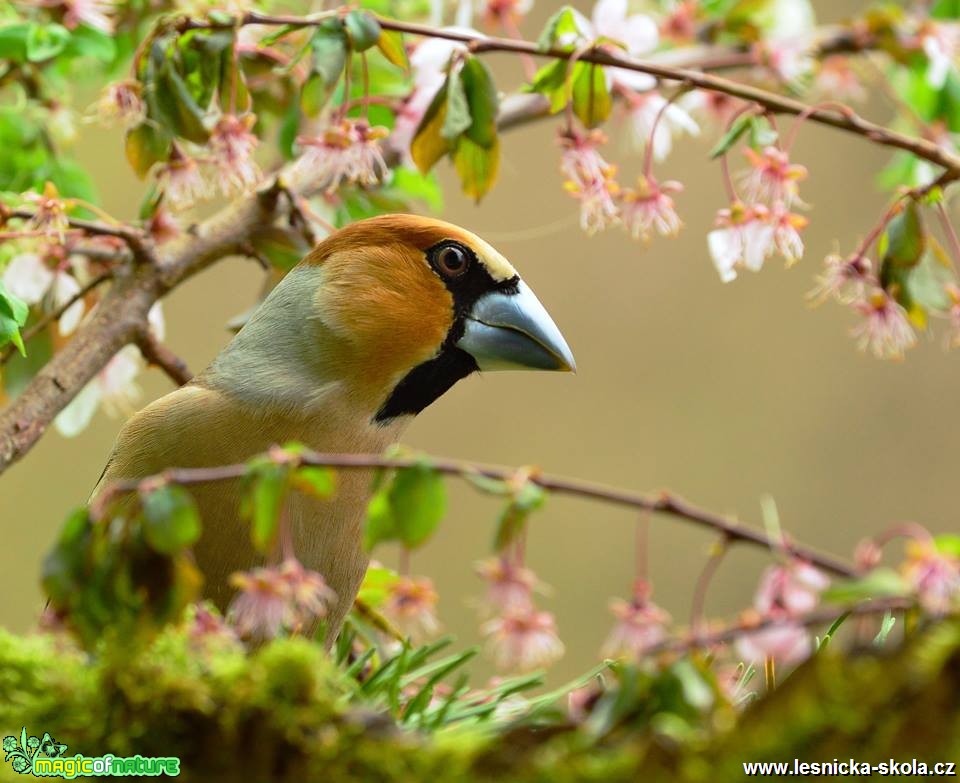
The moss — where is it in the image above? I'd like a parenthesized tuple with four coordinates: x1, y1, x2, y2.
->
(1, 623, 959, 783)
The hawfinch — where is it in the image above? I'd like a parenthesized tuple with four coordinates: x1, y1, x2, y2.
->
(93, 214, 575, 637)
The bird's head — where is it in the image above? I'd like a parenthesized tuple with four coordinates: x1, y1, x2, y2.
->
(291, 214, 575, 422)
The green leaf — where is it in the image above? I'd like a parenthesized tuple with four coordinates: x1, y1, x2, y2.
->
(344, 10, 382, 52)
(377, 30, 408, 70)
(882, 201, 926, 269)
(461, 56, 499, 148)
(453, 135, 500, 202)
(494, 479, 545, 551)
(64, 24, 116, 62)
(141, 485, 201, 554)
(935, 533, 960, 557)
(873, 611, 897, 646)
(748, 115, 778, 148)
(442, 70, 472, 141)
(124, 123, 171, 179)
(156, 61, 209, 143)
(25, 23, 70, 63)
(0, 281, 29, 357)
(0, 23, 30, 63)
(304, 21, 348, 115)
(822, 568, 908, 603)
(411, 82, 452, 173)
(249, 224, 310, 271)
(570, 61, 611, 129)
(241, 462, 289, 554)
(389, 464, 446, 549)
(526, 59, 570, 114)
(364, 487, 398, 551)
(291, 466, 336, 498)
(538, 6, 582, 52)
(710, 113, 752, 158)
(391, 167, 444, 212)
(356, 563, 400, 607)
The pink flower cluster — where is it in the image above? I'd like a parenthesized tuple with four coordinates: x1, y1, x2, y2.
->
(558, 129, 684, 242)
(476, 555, 565, 673)
(227, 557, 336, 641)
(708, 145, 809, 282)
(735, 559, 829, 667)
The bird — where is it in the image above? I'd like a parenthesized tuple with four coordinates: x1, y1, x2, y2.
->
(92, 214, 575, 639)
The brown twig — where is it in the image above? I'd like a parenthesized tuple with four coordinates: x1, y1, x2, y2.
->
(0, 272, 113, 365)
(648, 597, 914, 657)
(135, 330, 193, 386)
(178, 13, 959, 178)
(7, 209, 156, 265)
(96, 448, 856, 577)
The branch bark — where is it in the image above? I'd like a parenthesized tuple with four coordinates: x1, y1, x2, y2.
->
(96, 448, 858, 578)
(0, 13, 945, 474)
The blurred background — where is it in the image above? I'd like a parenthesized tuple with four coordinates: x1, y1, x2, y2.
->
(2, 0, 958, 683)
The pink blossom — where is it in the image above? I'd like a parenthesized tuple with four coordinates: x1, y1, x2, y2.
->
(228, 565, 294, 640)
(771, 206, 807, 264)
(482, 605, 564, 673)
(479, 0, 533, 28)
(902, 539, 960, 614)
(921, 22, 960, 89)
(210, 114, 261, 196)
(558, 129, 620, 235)
(943, 283, 960, 348)
(474, 556, 540, 614)
(384, 575, 441, 643)
(815, 56, 866, 103)
(157, 145, 212, 211)
(95, 80, 145, 128)
(600, 595, 670, 659)
(660, 0, 698, 44)
(2, 253, 54, 304)
(188, 602, 240, 649)
(296, 119, 390, 193)
(53, 304, 164, 436)
(754, 560, 829, 617)
(740, 146, 807, 207)
(625, 91, 699, 162)
(1, 252, 85, 335)
(621, 175, 683, 241)
(851, 289, 917, 360)
(809, 252, 874, 305)
(279, 557, 337, 628)
(680, 90, 743, 131)
(755, 38, 814, 85)
(707, 202, 776, 282)
(34, 0, 116, 33)
(22, 183, 70, 241)
(735, 621, 811, 666)
(146, 207, 180, 245)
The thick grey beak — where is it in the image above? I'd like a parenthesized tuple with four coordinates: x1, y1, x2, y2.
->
(457, 280, 576, 372)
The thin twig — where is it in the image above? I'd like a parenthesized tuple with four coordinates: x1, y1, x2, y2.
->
(135, 331, 193, 386)
(97, 449, 857, 577)
(7, 209, 156, 265)
(178, 12, 960, 179)
(648, 597, 914, 657)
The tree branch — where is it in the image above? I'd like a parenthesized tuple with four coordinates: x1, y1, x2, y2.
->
(0, 13, 939, 474)
(135, 330, 193, 386)
(96, 448, 857, 578)
(648, 596, 913, 657)
(6, 209, 157, 265)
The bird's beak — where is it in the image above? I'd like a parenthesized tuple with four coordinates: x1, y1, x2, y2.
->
(457, 280, 576, 372)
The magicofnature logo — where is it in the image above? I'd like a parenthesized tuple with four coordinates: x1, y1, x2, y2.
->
(3, 729, 180, 778)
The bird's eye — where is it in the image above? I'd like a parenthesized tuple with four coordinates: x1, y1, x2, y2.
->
(434, 244, 470, 278)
